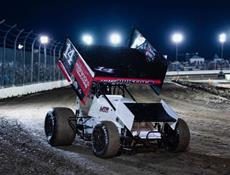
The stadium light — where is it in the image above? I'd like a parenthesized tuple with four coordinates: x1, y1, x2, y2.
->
(18, 44, 23, 49)
(219, 33, 226, 43)
(219, 33, 227, 58)
(82, 34, 93, 45)
(171, 32, 184, 62)
(172, 33, 184, 44)
(109, 32, 122, 46)
(40, 35, 49, 44)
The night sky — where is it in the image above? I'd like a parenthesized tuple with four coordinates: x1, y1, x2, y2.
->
(1, 0, 230, 60)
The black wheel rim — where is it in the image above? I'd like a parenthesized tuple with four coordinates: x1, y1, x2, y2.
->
(93, 126, 106, 153)
(45, 112, 55, 140)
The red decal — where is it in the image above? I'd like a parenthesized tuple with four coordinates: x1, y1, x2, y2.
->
(72, 57, 93, 97)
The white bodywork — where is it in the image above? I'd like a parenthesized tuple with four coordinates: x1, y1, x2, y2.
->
(85, 95, 135, 135)
(80, 94, 178, 139)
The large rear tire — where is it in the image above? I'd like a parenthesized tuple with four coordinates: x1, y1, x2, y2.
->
(92, 121, 120, 158)
(44, 107, 76, 146)
(163, 118, 190, 152)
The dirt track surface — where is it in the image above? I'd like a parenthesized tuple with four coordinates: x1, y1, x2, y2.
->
(0, 83, 230, 175)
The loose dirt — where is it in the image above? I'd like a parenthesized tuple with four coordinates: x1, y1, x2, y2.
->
(0, 83, 229, 175)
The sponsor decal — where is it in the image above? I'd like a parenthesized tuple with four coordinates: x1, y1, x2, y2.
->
(72, 58, 93, 98)
(94, 76, 161, 85)
(94, 66, 115, 74)
(130, 29, 162, 62)
(99, 106, 109, 113)
(58, 39, 94, 102)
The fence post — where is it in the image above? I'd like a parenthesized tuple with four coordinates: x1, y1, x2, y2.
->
(38, 43, 41, 82)
(31, 36, 38, 83)
(23, 30, 33, 85)
(58, 46, 63, 80)
(0, 19, 5, 24)
(0, 19, 5, 88)
(49, 43, 54, 81)
(2, 24, 17, 86)
(52, 42, 60, 81)
(44, 45, 48, 81)
(13, 29, 24, 85)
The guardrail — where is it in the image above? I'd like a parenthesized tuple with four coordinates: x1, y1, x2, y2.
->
(166, 70, 230, 76)
(0, 80, 70, 99)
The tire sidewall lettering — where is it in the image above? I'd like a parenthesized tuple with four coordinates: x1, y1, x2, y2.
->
(102, 125, 109, 146)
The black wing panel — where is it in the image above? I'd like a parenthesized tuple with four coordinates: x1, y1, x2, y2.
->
(76, 45, 167, 91)
(124, 103, 176, 122)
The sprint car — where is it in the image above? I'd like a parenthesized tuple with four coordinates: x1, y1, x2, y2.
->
(44, 29, 190, 158)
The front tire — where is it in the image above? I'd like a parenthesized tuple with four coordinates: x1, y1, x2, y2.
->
(92, 121, 120, 158)
(163, 118, 190, 152)
(44, 107, 76, 146)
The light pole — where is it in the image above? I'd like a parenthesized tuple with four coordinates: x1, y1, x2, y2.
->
(219, 33, 226, 59)
(171, 32, 184, 62)
(218, 33, 226, 71)
(39, 35, 49, 81)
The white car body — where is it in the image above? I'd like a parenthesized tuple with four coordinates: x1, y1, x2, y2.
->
(79, 94, 178, 140)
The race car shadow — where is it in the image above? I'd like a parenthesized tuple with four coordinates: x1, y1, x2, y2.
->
(56, 140, 184, 160)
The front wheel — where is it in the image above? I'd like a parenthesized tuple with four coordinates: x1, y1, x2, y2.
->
(44, 107, 76, 146)
(92, 121, 120, 158)
(163, 118, 190, 152)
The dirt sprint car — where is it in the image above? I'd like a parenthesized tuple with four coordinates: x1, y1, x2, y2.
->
(44, 29, 190, 158)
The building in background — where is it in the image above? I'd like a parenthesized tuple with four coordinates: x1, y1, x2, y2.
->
(208, 54, 230, 70)
(189, 53, 205, 70)
(167, 61, 184, 71)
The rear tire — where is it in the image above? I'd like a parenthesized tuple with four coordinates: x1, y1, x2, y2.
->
(44, 107, 76, 146)
(92, 121, 120, 158)
(163, 118, 190, 152)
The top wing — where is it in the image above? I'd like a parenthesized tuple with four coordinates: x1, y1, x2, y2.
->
(57, 29, 168, 101)
(76, 45, 166, 88)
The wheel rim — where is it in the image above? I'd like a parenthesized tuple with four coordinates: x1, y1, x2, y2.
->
(93, 126, 106, 153)
(45, 112, 55, 140)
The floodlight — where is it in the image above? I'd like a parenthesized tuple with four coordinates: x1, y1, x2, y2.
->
(219, 33, 226, 43)
(40, 35, 49, 44)
(110, 32, 122, 46)
(82, 34, 93, 45)
(172, 33, 184, 44)
(18, 44, 23, 49)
